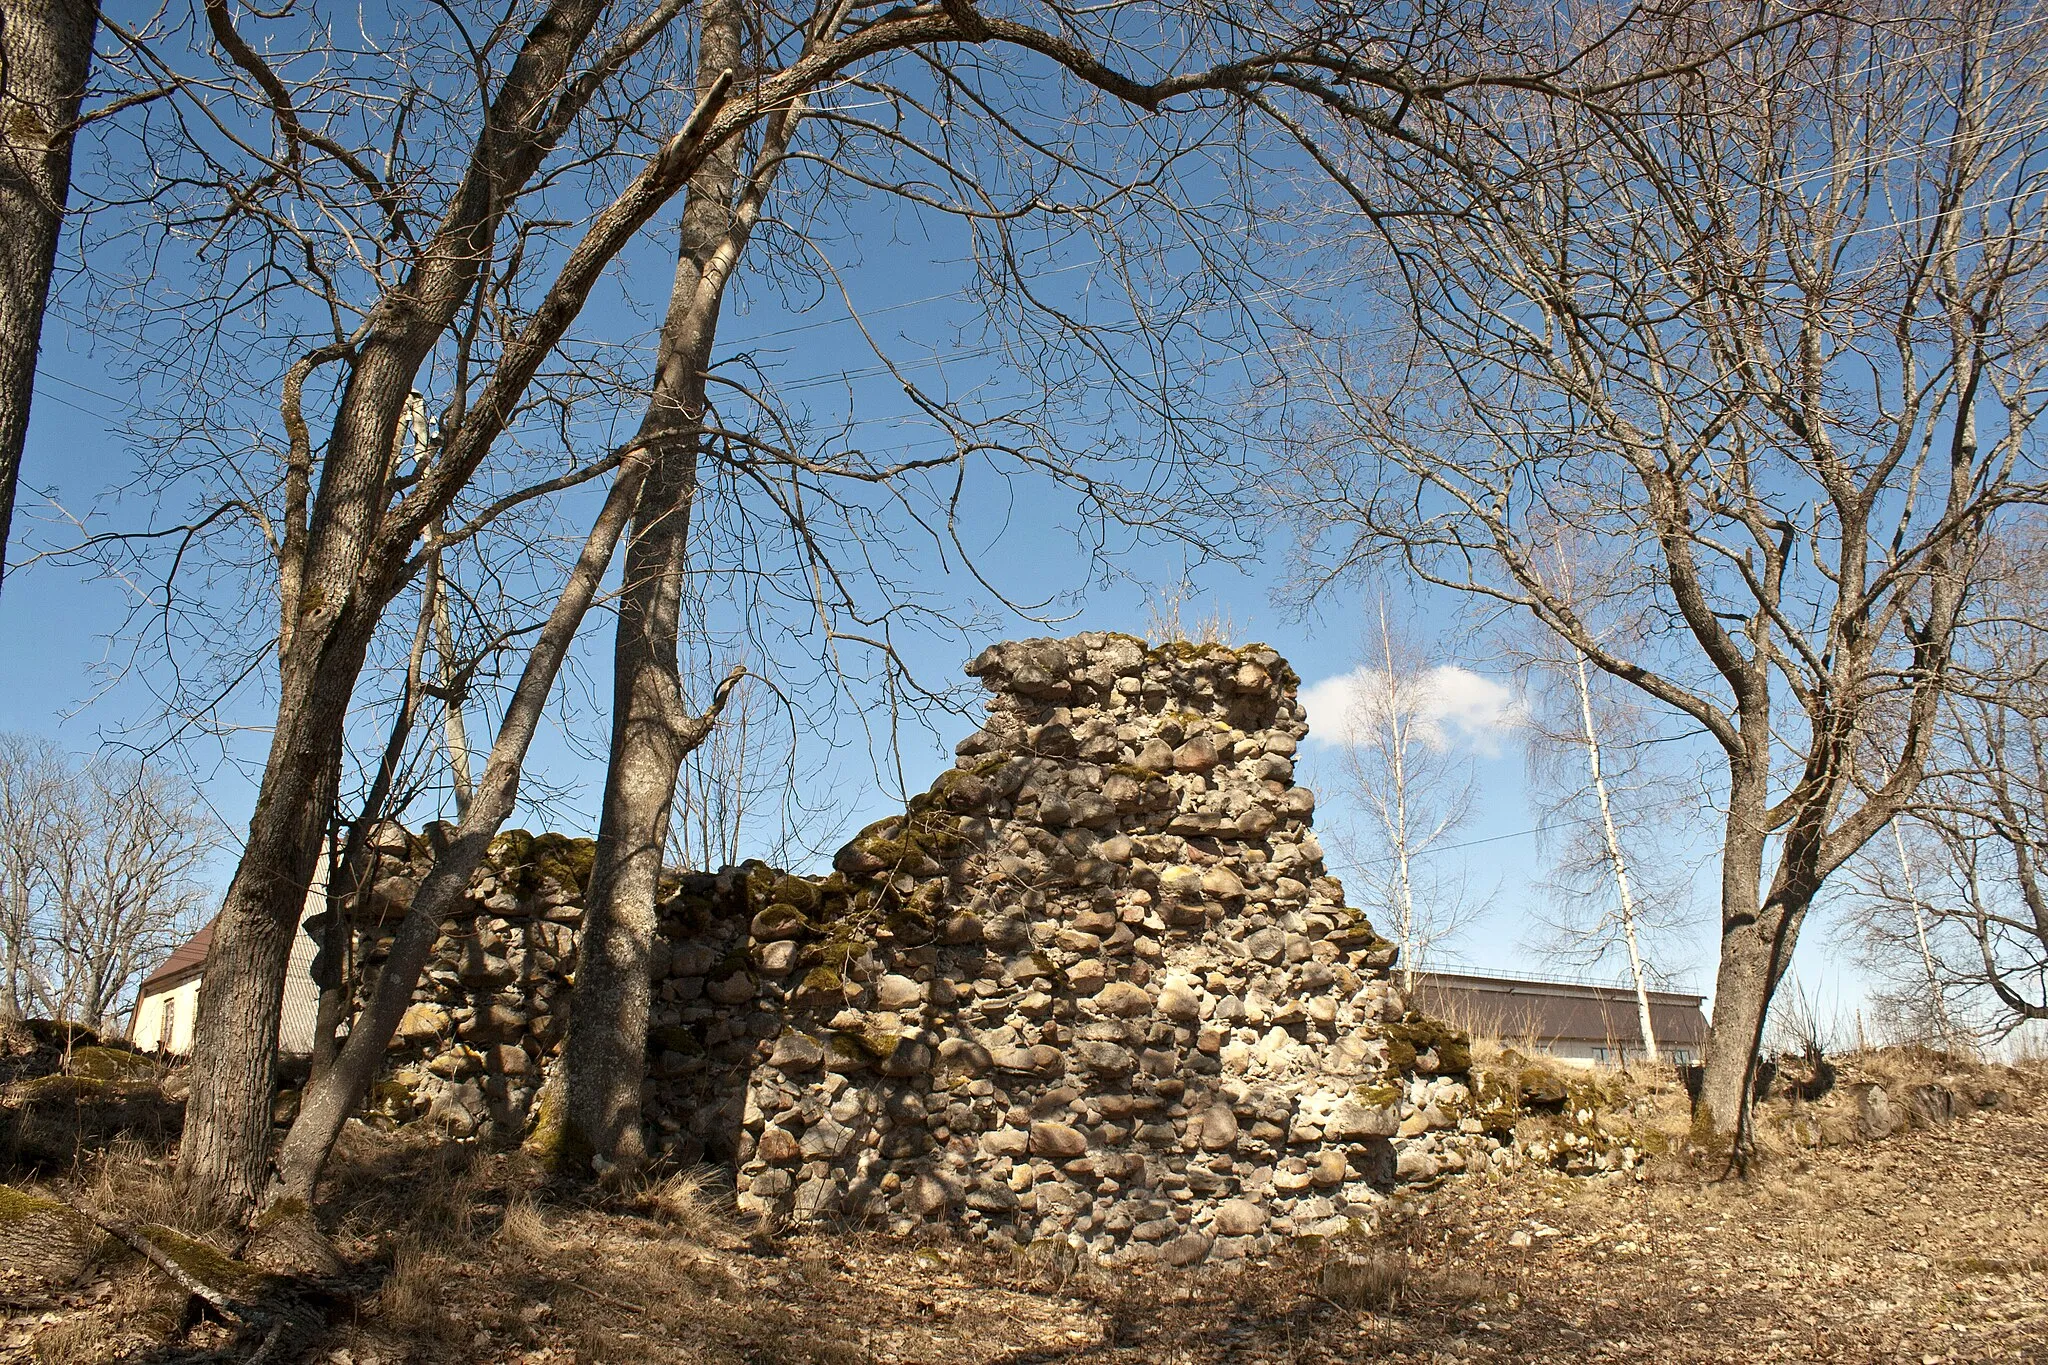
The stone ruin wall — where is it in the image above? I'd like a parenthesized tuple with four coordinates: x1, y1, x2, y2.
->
(353, 634, 1522, 1265)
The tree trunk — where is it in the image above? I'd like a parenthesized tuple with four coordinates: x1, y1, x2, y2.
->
(176, 680, 352, 1217)
(174, 0, 689, 1218)
(267, 455, 651, 1207)
(309, 586, 435, 1085)
(1572, 650, 1657, 1062)
(0, 0, 97, 598)
(1697, 756, 1799, 1153)
(561, 0, 759, 1172)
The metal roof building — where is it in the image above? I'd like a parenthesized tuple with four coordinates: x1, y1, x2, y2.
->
(1409, 969, 1709, 1066)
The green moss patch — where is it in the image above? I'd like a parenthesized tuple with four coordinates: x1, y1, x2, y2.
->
(138, 1225, 276, 1300)
(68, 1046, 155, 1082)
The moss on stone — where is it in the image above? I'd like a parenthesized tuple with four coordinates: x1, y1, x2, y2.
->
(367, 1079, 417, 1117)
(799, 966, 844, 995)
(67, 1046, 155, 1082)
(530, 832, 597, 892)
(15, 1074, 108, 1101)
(1352, 1083, 1402, 1108)
(826, 1034, 871, 1067)
(881, 909, 935, 945)
(1146, 640, 1240, 663)
(818, 939, 866, 972)
(752, 902, 812, 940)
(856, 1028, 904, 1061)
(1384, 1017, 1473, 1075)
(489, 828, 536, 870)
(486, 828, 595, 895)
(775, 874, 824, 914)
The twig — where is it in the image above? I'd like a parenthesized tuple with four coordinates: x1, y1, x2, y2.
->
(557, 1276, 648, 1314)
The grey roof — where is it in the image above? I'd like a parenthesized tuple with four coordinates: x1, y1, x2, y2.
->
(1410, 970, 1708, 1049)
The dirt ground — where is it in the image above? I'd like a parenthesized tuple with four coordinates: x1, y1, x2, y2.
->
(6, 1065, 2046, 1364)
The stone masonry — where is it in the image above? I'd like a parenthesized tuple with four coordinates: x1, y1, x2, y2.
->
(354, 635, 1496, 1265)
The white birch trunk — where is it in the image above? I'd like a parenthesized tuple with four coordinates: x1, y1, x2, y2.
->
(1573, 649, 1659, 1063)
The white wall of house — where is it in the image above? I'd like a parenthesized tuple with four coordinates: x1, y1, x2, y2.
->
(131, 974, 202, 1054)
(125, 856, 331, 1056)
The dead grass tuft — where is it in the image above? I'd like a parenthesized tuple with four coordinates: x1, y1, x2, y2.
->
(26, 1316, 103, 1365)
(1319, 1249, 1413, 1310)
(494, 1194, 551, 1258)
(374, 1234, 453, 1339)
(633, 1164, 732, 1241)
(76, 1138, 225, 1240)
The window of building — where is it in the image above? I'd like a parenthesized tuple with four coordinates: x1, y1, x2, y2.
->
(159, 996, 176, 1053)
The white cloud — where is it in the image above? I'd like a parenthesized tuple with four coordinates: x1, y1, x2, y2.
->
(1300, 664, 1525, 756)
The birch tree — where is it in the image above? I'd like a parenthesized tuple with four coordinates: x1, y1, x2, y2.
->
(1522, 638, 1701, 1061)
(1326, 601, 1488, 990)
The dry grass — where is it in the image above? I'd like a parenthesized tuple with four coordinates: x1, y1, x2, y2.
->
(74, 1137, 226, 1239)
(373, 1233, 455, 1340)
(12, 1053, 2047, 1364)
(1319, 1250, 1413, 1310)
(25, 1314, 105, 1365)
(631, 1164, 732, 1242)
(1144, 580, 1240, 646)
(494, 1194, 551, 1257)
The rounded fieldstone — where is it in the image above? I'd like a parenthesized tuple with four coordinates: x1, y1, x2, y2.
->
(1212, 1200, 1267, 1236)
(756, 1126, 802, 1164)
(1095, 982, 1153, 1016)
(1200, 866, 1246, 900)
(1198, 1103, 1239, 1152)
(1029, 1121, 1089, 1158)
(875, 974, 924, 1010)
(1155, 982, 1202, 1022)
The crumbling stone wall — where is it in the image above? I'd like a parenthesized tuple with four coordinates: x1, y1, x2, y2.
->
(359, 634, 1509, 1264)
(723, 634, 1475, 1264)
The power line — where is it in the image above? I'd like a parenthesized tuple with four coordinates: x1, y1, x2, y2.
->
(1332, 789, 1711, 872)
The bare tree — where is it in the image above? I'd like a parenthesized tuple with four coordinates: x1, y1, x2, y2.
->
(0, 735, 216, 1029)
(1844, 528, 2048, 1045)
(267, 449, 744, 1215)
(667, 667, 829, 874)
(1322, 600, 1489, 990)
(563, 0, 785, 1172)
(0, 0, 97, 598)
(1277, 7, 2048, 1151)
